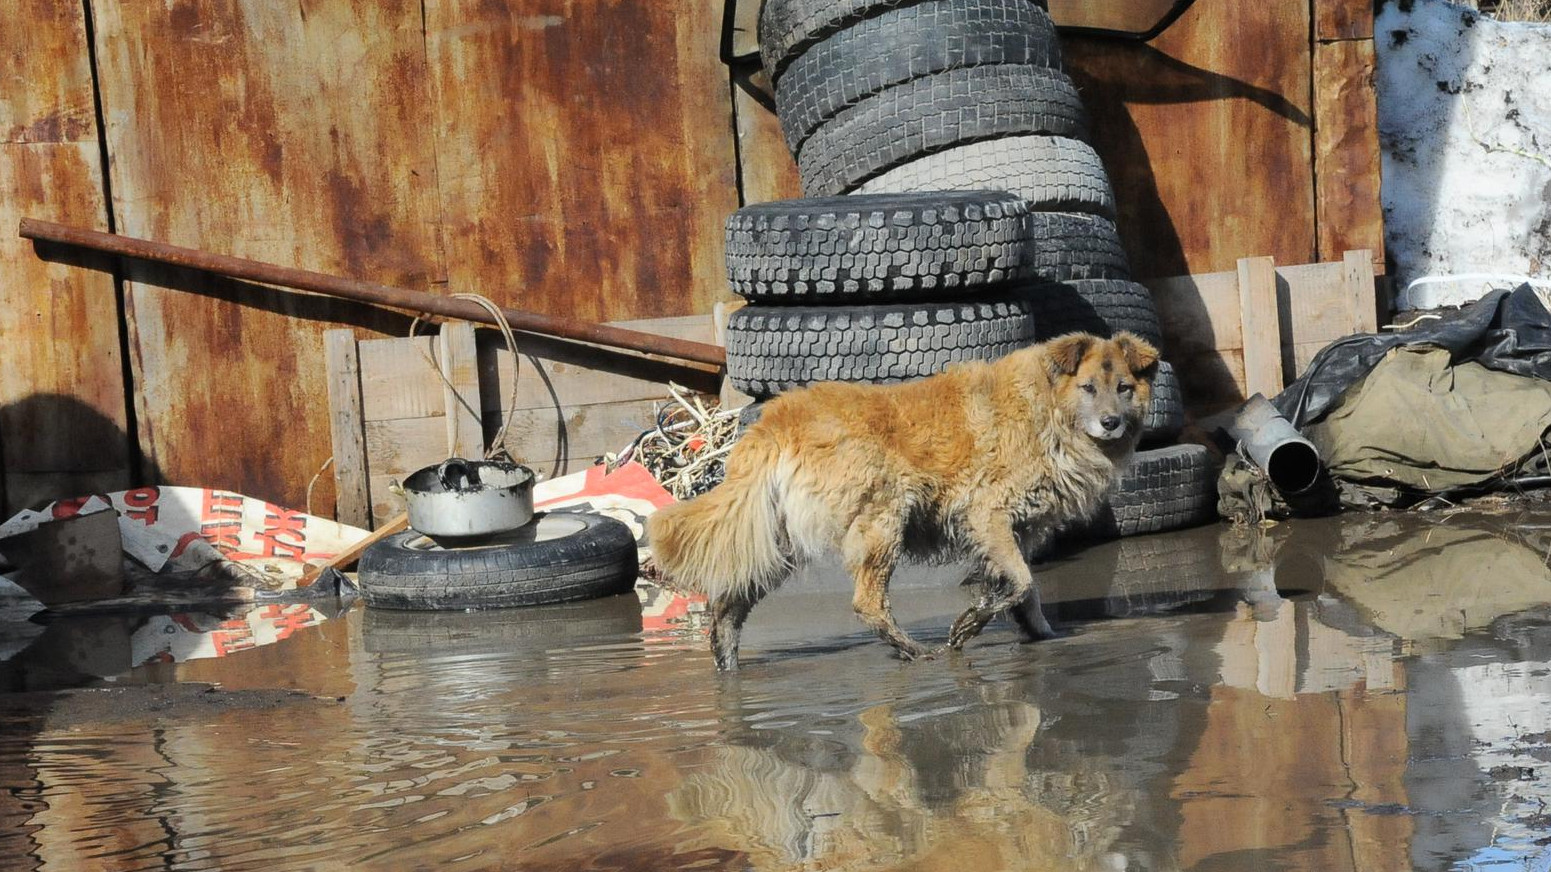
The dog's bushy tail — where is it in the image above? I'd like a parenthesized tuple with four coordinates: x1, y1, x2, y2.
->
(647, 430, 787, 601)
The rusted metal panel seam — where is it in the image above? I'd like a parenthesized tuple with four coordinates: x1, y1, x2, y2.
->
(418, 0, 451, 291)
(80, 0, 144, 489)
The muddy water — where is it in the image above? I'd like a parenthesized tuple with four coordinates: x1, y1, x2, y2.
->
(5, 509, 1551, 871)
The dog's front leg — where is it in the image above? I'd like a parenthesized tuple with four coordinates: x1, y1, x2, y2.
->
(1010, 529, 1059, 642)
(948, 514, 1036, 650)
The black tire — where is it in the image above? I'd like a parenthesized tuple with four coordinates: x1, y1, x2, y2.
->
(1140, 361, 1185, 446)
(1025, 213, 1130, 282)
(775, 0, 1060, 152)
(1086, 444, 1220, 539)
(797, 65, 1088, 196)
(760, 0, 1052, 84)
(357, 512, 638, 610)
(857, 135, 1116, 218)
(1023, 279, 1162, 346)
(726, 191, 1032, 303)
(725, 294, 1037, 398)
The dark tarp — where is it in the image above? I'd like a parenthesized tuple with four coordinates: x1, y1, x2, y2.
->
(1272, 285, 1551, 427)
(1217, 285, 1551, 515)
(1303, 347, 1551, 492)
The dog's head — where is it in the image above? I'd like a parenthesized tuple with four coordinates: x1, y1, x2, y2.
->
(1046, 332, 1160, 443)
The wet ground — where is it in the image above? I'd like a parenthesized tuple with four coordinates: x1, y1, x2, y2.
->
(5, 508, 1551, 871)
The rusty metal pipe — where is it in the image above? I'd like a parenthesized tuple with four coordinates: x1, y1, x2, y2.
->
(1225, 394, 1322, 495)
(18, 218, 729, 369)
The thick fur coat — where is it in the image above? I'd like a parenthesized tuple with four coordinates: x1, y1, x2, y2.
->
(647, 332, 1159, 669)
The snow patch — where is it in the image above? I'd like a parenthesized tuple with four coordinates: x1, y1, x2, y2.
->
(1376, 0, 1551, 309)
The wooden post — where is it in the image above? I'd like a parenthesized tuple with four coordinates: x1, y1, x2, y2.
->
(438, 323, 484, 459)
(324, 330, 371, 529)
(1343, 249, 1379, 333)
(1237, 256, 1284, 397)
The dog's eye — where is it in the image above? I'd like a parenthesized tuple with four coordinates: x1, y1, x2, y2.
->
(1081, 382, 1097, 394)
(1118, 382, 1133, 394)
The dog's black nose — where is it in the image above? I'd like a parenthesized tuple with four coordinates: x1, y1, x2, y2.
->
(1101, 415, 1122, 431)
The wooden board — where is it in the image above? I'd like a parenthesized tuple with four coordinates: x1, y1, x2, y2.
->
(347, 315, 715, 526)
(1314, 0, 1374, 41)
(734, 82, 803, 205)
(89, 0, 447, 510)
(323, 330, 369, 529)
(1063, 0, 1318, 279)
(1237, 256, 1283, 397)
(423, 0, 742, 322)
(0, 0, 129, 514)
(1145, 253, 1377, 408)
(439, 324, 484, 459)
(1314, 38, 1385, 266)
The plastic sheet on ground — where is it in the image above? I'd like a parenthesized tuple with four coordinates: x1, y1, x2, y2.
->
(0, 486, 369, 593)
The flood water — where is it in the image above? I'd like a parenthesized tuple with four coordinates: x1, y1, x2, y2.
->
(5, 508, 1551, 870)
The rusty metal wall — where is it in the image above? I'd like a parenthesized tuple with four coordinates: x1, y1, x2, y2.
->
(77, 0, 740, 511)
(0, 0, 1381, 514)
(1062, 0, 1320, 279)
(0, 0, 130, 513)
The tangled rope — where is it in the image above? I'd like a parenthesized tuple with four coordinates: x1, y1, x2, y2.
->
(610, 383, 742, 499)
(409, 294, 524, 464)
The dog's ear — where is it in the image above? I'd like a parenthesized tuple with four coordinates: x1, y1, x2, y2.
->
(1046, 333, 1094, 378)
(1113, 332, 1160, 378)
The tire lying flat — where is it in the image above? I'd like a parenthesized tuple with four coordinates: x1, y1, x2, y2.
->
(358, 512, 638, 610)
(857, 135, 1116, 218)
(1086, 444, 1221, 539)
(797, 65, 1088, 196)
(1140, 361, 1185, 446)
(760, 0, 1054, 84)
(726, 191, 1032, 303)
(1024, 212, 1130, 282)
(1022, 279, 1163, 347)
(725, 294, 1037, 398)
(775, 0, 1060, 152)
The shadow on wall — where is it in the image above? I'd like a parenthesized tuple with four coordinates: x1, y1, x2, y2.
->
(0, 393, 159, 517)
(1064, 39, 1314, 279)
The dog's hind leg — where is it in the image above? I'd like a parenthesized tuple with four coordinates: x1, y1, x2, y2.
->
(709, 582, 778, 671)
(947, 516, 1037, 650)
(844, 515, 929, 661)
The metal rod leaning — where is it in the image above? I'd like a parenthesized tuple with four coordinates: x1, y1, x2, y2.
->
(18, 218, 729, 369)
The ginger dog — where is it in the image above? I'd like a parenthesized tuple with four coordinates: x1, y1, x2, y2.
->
(648, 332, 1159, 670)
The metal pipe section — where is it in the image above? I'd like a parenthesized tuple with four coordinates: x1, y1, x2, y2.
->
(1227, 394, 1322, 495)
(18, 218, 729, 369)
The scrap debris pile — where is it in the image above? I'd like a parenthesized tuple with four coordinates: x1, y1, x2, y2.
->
(611, 384, 739, 500)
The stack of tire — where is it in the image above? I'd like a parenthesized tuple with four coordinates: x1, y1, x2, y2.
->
(738, 0, 1218, 540)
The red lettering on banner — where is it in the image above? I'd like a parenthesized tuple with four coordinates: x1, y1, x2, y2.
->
(50, 495, 109, 520)
(210, 619, 256, 656)
(252, 506, 308, 559)
(259, 603, 317, 640)
(121, 487, 161, 524)
(170, 531, 204, 559)
(200, 490, 245, 552)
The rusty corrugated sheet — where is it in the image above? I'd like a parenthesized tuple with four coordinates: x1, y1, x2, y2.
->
(424, 0, 742, 322)
(88, 0, 446, 509)
(0, 0, 129, 513)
